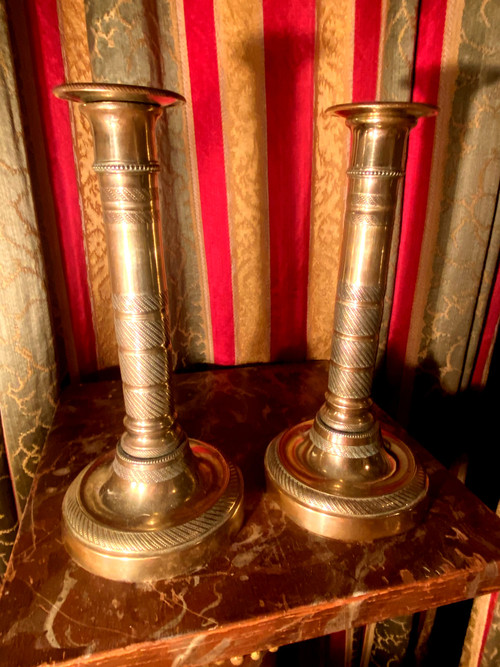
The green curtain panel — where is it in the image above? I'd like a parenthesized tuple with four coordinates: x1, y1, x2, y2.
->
(0, 0, 60, 574)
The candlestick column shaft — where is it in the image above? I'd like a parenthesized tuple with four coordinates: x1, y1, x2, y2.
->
(265, 103, 437, 541)
(54, 84, 243, 581)
(89, 102, 182, 457)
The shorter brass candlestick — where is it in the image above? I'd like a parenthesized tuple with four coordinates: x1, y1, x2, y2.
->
(265, 102, 437, 541)
(55, 83, 243, 581)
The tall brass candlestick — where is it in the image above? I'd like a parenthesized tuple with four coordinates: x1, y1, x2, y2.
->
(55, 83, 243, 581)
(265, 102, 437, 541)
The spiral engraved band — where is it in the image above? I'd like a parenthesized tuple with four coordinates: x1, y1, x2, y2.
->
(330, 277, 382, 399)
(123, 385, 172, 420)
(266, 438, 426, 516)
(114, 318, 165, 350)
(337, 283, 382, 303)
(113, 458, 187, 483)
(113, 442, 189, 483)
(119, 349, 169, 387)
(334, 301, 381, 337)
(309, 425, 380, 457)
(328, 364, 373, 399)
(331, 335, 377, 369)
(64, 461, 242, 553)
(112, 292, 168, 314)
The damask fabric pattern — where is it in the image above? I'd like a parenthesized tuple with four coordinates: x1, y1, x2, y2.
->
(0, 0, 58, 571)
(399, 0, 500, 401)
(460, 502, 500, 667)
(51, 0, 499, 397)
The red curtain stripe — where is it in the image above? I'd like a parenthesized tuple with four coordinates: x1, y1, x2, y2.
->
(183, 0, 235, 366)
(352, 0, 382, 102)
(23, 0, 497, 393)
(263, 0, 316, 361)
(27, 0, 97, 376)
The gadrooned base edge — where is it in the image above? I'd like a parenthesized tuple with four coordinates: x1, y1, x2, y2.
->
(62, 440, 244, 582)
(264, 420, 428, 541)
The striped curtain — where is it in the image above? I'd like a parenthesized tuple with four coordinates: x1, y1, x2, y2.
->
(1, 0, 499, 659)
(49, 0, 499, 392)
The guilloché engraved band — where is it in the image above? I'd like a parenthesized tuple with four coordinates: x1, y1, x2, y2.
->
(54, 83, 243, 582)
(265, 102, 437, 541)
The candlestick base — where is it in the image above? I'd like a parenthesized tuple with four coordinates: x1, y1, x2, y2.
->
(265, 420, 427, 541)
(62, 441, 243, 582)
(54, 82, 245, 582)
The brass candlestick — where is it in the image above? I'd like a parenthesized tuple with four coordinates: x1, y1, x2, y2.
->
(265, 102, 437, 541)
(54, 83, 243, 582)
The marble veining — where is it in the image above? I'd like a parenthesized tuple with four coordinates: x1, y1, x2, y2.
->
(0, 362, 499, 667)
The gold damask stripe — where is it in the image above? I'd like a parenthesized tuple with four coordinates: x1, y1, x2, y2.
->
(57, 0, 115, 369)
(214, 0, 270, 363)
(307, 0, 355, 359)
(375, 0, 419, 368)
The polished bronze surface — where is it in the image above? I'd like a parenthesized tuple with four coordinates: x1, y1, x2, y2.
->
(3, 363, 500, 667)
(265, 102, 438, 541)
(53, 83, 243, 581)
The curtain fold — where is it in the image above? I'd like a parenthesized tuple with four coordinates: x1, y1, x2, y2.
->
(71, 0, 216, 368)
(59, 0, 498, 392)
(0, 0, 60, 572)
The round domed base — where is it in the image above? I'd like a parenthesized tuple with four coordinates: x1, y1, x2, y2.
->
(62, 441, 243, 582)
(264, 420, 428, 541)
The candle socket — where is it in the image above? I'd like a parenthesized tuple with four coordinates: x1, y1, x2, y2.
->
(265, 102, 438, 541)
(54, 83, 243, 581)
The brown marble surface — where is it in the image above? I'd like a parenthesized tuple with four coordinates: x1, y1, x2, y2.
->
(1, 361, 500, 667)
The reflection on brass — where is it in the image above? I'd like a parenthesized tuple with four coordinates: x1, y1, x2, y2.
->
(265, 102, 437, 541)
(54, 83, 243, 581)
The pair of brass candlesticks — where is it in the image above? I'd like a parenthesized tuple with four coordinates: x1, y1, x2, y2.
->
(55, 83, 436, 583)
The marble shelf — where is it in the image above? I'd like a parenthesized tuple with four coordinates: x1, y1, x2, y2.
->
(1, 361, 500, 667)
